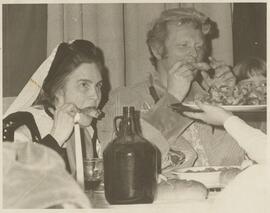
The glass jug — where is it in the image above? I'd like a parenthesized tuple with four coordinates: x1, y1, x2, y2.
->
(103, 106, 158, 204)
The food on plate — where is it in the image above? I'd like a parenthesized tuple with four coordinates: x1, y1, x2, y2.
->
(184, 167, 218, 173)
(219, 167, 242, 186)
(172, 166, 243, 189)
(184, 167, 239, 173)
(157, 179, 208, 202)
(194, 80, 266, 105)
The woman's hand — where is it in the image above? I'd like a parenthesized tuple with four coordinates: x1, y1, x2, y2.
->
(182, 101, 233, 126)
(50, 103, 79, 146)
(77, 108, 102, 127)
(167, 61, 196, 102)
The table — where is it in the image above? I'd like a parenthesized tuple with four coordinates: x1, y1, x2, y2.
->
(85, 189, 220, 210)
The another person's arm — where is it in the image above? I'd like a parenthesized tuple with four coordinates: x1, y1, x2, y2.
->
(223, 116, 266, 164)
(183, 102, 267, 164)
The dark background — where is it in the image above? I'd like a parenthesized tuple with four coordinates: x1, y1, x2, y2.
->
(233, 3, 266, 62)
(3, 4, 47, 97)
(2, 3, 267, 97)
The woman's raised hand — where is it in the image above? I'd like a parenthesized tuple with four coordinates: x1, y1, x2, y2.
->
(50, 103, 79, 147)
(182, 101, 233, 126)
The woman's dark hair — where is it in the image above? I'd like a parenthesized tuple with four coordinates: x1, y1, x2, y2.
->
(33, 40, 103, 108)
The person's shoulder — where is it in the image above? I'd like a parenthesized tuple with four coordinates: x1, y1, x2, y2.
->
(4, 110, 35, 123)
(3, 110, 41, 142)
(102, 80, 150, 112)
(109, 80, 149, 98)
(21, 105, 53, 121)
(22, 105, 45, 115)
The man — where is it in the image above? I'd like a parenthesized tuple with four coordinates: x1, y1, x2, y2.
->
(98, 8, 245, 174)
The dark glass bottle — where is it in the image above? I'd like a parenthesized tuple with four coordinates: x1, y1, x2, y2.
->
(103, 106, 158, 205)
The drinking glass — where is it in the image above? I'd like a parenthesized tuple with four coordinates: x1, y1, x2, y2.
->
(83, 158, 103, 191)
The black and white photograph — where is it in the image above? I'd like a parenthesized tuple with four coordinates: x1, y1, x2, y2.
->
(2, 1, 268, 212)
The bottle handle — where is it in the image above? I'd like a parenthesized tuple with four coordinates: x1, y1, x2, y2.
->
(113, 116, 123, 134)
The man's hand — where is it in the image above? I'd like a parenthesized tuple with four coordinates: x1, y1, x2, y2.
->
(201, 57, 236, 91)
(167, 61, 196, 102)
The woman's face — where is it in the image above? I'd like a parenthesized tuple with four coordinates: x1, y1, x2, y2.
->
(161, 23, 206, 71)
(58, 63, 102, 110)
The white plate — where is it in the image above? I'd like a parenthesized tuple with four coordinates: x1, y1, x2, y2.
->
(182, 103, 266, 112)
(172, 166, 241, 189)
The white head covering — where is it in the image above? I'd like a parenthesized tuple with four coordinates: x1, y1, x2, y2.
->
(4, 45, 59, 118)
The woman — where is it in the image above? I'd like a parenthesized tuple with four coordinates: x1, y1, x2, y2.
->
(3, 40, 104, 174)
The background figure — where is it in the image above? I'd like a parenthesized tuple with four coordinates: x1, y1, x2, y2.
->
(233, 57, 266, 82)
(3, 141, 91, 208)
(232, 57, 267, 133)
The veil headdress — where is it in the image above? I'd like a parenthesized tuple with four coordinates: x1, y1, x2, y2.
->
(4, 44, 59, 117)
(5, 40, 98, 117)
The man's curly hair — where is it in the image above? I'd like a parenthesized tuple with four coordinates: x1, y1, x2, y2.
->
(146, 8, 216, 68)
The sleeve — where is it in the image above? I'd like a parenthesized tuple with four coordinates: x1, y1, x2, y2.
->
(14, 125, 33, 143)
(140, 92, 201, 168)
(3, 112, 70, 170)
(224, 116, 267, 164)
(141, 92, 194, 146)
(128, 81, 206, 147)
(3, 111, 42, 143)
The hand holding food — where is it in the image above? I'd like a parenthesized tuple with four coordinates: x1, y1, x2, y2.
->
(201, 57, 236, 91)
(167, 61, 197, 102)
(51, 96, 103, 146)
(51, 103, 79, 146)
(77, 107, 103, 127)
(182, 101, 233, 126)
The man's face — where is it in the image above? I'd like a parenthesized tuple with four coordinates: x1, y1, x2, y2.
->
(61, 63, 102, 110)
(160, 23, 206, 71)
